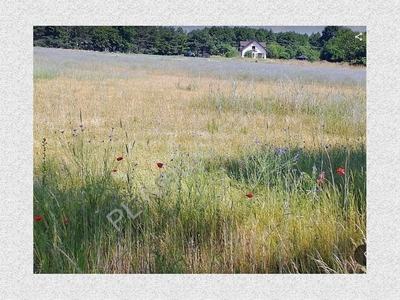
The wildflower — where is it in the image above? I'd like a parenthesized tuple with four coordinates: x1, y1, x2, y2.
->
(246, 193, 254, 198)
(274, 148, 287, 156)
(317, 172, 326, 184)
(34, 215, 43, 222)
(116, 156, 123, 161)
(112, 169, 118, 172)
(294, 152, 300, 161)
(337, 167, 345, 175)
(62, 218, 70, 223)
(157, 162, 163, 168)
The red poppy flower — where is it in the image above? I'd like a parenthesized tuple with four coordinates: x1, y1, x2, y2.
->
(157, 162, 163, 168)
(34, 215, 43, 222)
(62, 218, 70, 223)
(246, 193, 254, 198)
(112, 169, 118, 172)
(337, 167, 345, 175)
(116, 156, 123, 161)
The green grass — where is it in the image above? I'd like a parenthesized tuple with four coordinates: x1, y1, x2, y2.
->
(34, 69, 59, 81)
(34, 131, 365, 273)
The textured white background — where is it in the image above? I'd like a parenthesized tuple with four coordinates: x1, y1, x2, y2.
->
(1, 0, 400, 299)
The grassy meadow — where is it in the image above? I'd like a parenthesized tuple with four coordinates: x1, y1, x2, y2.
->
(33, 47, 366, 273)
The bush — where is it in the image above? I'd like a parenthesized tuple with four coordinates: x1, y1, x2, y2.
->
(225, 48, 238, 58)
(305, 49, 320, 62)
(350, 57, 366, 66)
(278, 51, 290, 59)
(266, 43, 287, 59)
(244, 50, 253, 58)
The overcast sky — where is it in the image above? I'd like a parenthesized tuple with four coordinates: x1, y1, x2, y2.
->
(178, 26, 366, 35)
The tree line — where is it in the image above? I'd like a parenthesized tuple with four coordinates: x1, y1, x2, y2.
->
(33, 26, 366, 65)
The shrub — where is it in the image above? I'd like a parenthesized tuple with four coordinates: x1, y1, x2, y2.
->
(244, 50, 253, 58)
(225, 48, 238, 58)
(350, 57, 366, 66)
(278, 51, 290, 59)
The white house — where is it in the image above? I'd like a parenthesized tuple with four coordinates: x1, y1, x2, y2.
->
(239, 40, 267, 59)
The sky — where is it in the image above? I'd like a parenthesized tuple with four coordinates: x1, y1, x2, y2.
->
(178, 26, 366, 36)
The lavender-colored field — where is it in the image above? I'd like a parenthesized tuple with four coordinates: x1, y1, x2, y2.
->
(34, 47, 366, 85)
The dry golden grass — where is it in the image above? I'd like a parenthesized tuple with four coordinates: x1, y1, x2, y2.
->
(34, 68, 365, 176)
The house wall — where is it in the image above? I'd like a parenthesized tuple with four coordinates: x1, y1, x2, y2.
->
(241, 42, 266, 59)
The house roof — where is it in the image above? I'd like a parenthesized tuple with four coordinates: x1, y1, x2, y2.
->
(240, 40, 266, 49)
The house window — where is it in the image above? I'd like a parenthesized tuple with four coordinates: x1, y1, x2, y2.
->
(252, 46, 256, 51)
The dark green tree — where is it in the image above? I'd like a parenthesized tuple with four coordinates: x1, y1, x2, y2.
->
(33, 26, 70, 48)
(254, 28, 267, 43)
(91, 26, 123, 52)
(264, 29, 276, 44)
(69, 26, 95, 50)
(116, 26, 136, 52)
(308, 32, 322, 49)
(154, 27, 174, 55)
(320, 28, 366, 65)
(154, 26, 188, 55)
(173, 27, 188, 55)
(275, 31, 310, 59)
(187, 28, 214, 56)
(233, 26, 256, 42)
(319, 26, 343, 46)
(208, 26, 237, 55)
(133, 26, 159, 54)
(209, 26, 236, 45)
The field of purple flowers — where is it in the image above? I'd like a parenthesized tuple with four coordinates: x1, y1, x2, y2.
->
(34, 47, 365, 84)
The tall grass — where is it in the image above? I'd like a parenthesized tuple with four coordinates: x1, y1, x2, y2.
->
(33, 48, 366, 273)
